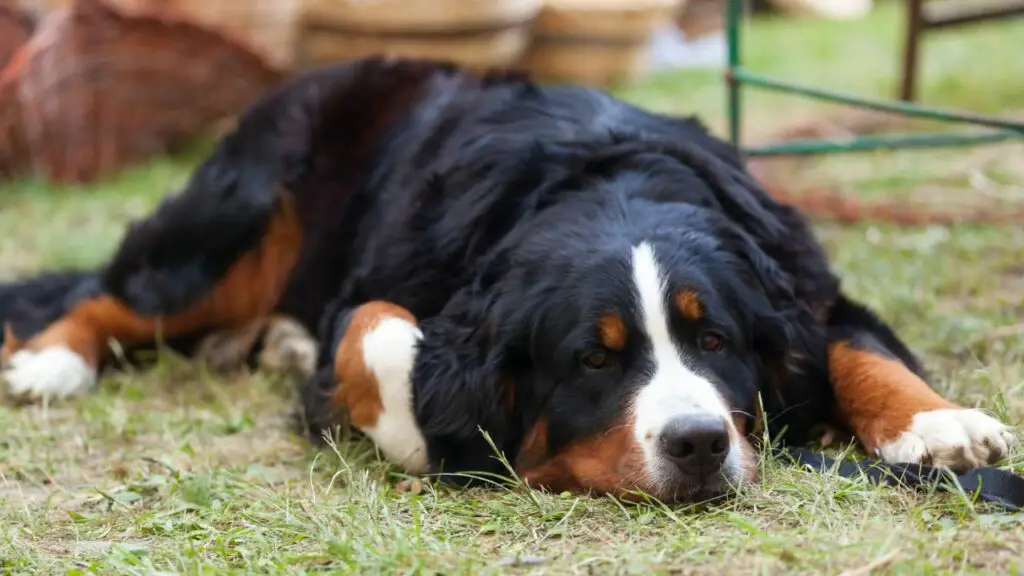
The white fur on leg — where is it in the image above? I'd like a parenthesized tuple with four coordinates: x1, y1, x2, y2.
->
(2, 346, 97, 401)
(358, 317, 430, 475)
(878, 408, 1015, 472)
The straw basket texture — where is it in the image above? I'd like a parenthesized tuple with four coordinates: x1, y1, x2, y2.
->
(0, 4, 34, 70)
(298, 0, 541, 70)
(25, 0, 301, 69)
(521, 0, 682, 86)
(0, 0, 281, 184)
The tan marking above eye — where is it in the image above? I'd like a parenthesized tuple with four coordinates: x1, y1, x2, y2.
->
(598, 313, 627, 351)
(674, 289, 703, 322)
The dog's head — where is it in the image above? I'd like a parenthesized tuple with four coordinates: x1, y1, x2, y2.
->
(413, 136, 824, 503)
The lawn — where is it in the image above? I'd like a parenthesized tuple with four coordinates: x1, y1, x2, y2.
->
(2, 2, 1024, 574)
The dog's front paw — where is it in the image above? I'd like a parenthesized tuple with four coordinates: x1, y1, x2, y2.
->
(877, 408, 1014, 472)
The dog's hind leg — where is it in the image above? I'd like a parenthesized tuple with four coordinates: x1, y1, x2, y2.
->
(1, 188, 303, 402)
(826, 294, 1014, 472)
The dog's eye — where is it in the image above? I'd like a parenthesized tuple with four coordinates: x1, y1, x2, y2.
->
(581, 350, 610, 370)
(698, 330, 726, 353)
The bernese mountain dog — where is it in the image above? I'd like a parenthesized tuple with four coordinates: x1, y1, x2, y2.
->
(0, 57, 1014, 503)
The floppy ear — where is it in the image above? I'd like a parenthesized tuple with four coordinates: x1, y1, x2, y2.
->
(722, 225, 832, 442)
(412, 285, 519, 482)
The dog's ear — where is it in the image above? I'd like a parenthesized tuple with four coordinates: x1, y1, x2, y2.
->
(720, 225, 830, 443)
(412, 282, 520, 483)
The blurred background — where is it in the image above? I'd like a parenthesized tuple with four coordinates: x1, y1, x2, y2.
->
(0, 0, 1021, 286)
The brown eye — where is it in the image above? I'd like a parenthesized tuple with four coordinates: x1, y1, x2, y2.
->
(582, 350, 609, 370)
(698, 331, 725, 353)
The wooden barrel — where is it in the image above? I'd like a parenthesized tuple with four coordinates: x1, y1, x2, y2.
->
(298, 0, 541, 71)
(520, 0, 683, 86)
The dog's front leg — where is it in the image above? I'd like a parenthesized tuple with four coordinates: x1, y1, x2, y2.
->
(303, 301, 430, 475)
(827, 336, 1014, 472)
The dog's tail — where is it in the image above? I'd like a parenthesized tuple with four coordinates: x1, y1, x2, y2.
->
(0, 269, 101, 348)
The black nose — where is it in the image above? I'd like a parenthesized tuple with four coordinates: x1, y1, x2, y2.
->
(658, 415, 730, 476)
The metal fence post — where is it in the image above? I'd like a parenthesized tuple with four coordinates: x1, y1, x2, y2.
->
(726, 0, 742, 149)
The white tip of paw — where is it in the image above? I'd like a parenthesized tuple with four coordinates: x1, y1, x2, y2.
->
(259, 317, 318, 379)
(359, 316, 429, 475)
(2, 347, 97, 401)
(275, 337, 318, 378)
(879, 408, 1015, 472)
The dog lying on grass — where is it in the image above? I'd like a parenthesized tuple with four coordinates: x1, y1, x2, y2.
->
(0, 57, 1015, 504)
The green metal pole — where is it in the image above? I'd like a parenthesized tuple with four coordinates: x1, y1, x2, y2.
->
(745, 129, 1019, 157)
(731, 69, 1024, 134)
(726, 0, 742, 148)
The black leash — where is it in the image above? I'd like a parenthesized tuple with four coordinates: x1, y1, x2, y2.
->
(777, 447, 1024, 511)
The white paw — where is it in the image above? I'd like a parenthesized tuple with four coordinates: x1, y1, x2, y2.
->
(2, 347, 97, 401)
(278, 336, 317, 378)
(359, 316, 429, 475)
(258, 317, 318, 379)
(878, 408, 1015, 472)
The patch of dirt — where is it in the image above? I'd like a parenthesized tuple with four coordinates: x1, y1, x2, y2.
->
(749, 112, 1024, 225)
(0, 484, 53, 507)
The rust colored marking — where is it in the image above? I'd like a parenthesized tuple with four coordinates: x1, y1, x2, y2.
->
(828, 341, 957, 452)
(332, 301, 418, 429)
(674, 289, 703, 321)
(597, 313, 627, 351)
(4, 200, 303, 369)
(514, 416, 549, 472)
(516, 418, 651, 500)
(518, 416, 759, 498)
(1, 322, 21, 359)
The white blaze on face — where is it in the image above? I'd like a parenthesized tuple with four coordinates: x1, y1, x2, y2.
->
(629, 242, 744, 479)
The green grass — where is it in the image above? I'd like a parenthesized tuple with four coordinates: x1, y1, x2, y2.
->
(2, 2, 1024, 573)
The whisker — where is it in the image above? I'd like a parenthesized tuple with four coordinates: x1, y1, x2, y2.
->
(762, 400, 811, 426)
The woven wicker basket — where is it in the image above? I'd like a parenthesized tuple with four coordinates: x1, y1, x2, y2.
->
(522, 0, 682, 86)
(28, 0, 300, 69)
(298, 0, 541, 70)
(0, 0, 281, 184)
(0, 4, 34, 71)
